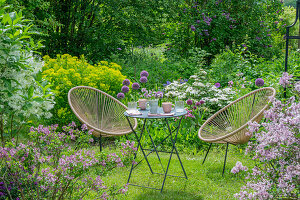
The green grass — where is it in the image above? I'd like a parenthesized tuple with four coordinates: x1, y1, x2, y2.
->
(100, 145, 253, 200)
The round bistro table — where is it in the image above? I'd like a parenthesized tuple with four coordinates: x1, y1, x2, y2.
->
(124, 107, 188, 192)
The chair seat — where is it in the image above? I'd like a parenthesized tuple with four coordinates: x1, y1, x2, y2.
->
(68, 86, 137, 137)
(198, 87, 276, 144)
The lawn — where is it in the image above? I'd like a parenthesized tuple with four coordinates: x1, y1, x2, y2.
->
(101, 145, 252, 200)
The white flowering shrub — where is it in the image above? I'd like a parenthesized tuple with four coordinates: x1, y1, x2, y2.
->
(164, 69, 236, 112)
(0, 6, 54, 143)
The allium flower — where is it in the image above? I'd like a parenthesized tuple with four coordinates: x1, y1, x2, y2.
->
(140, 70, 149, 77)
(117, 92, 125, 99)
(140, 76, 148, 83)
(279, 72, 293, 87)
(215, 82, 221, 88)
(199, 100, 205, 104)
(141, 88, 147, 93)
(121, 86, 129, 93)
(132, 82, 140, 90)
(191, 25, 196, 31)
(122, 79, 130, 86)
(255, 78, 264, 87)
(186, 99, 193, 105)
(193, 106, 197, 110)
(195, 102, 201, 106)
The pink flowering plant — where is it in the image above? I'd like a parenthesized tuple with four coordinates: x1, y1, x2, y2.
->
(0, 123, 136, 199)
(235, 84, 300, 199)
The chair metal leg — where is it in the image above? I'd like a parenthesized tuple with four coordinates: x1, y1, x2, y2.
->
(99, 135, 102, 152)
(125, 134, 129, 140)
(222, 143, 229, 176)
(202, 143, 212, 165)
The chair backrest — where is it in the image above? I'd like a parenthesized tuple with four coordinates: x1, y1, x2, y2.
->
(68, 86, 137, 137)
(198, 87, 276, 144)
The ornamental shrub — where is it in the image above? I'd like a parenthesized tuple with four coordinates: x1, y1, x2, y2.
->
(42, 54, 127, 125)
(235, 79, 299, 199)
(0, 3, 54, 144)
(166, 0, 284, 60)
(0, 123, 136, 199)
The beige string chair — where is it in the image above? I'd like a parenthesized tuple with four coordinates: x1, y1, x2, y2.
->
(68, 86, 137, 151)
(198, 87, 276, 175)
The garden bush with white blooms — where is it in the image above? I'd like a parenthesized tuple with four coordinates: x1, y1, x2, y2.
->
(164, 68, 235, 112)
(0, 7, 54, 144)
(235, 74, 299, 199)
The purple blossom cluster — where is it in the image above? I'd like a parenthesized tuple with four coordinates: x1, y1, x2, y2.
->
(231, 161, 248, 174)
(0, 124, 136, 199)
(236, 96, 300, 199)
(279, 72, 293, 87)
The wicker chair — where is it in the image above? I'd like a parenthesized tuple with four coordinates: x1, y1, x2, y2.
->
(68, 86, 137, 151)
(198, 87, 276, 175)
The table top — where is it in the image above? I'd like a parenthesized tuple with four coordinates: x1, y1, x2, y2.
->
(124, 107, 187, 119)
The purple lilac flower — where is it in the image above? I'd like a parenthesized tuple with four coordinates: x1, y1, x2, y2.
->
(140, 76, 148, 83)
(121, 86, 129, 93)
(255, 78, 264, 87)
(140, 70, 149, 77)
(199, 100, 205, 104)
(231, 161, 248, 174)
(122, 79, 130, 86)
(191, 25, 196, 31)
(132, 82, 140, 90)
(117, 92, 125, 99)
(215, 82, 221, 88)
(279, 72, 293, 87)
(186, 99, 193, 105)
(155, 91, 163, 98)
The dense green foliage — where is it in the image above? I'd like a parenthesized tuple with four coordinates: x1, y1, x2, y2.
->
(9, 0, 180, 62)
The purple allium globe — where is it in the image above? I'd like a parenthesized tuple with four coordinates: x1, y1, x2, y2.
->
(122, 79, 130, 86)
(117, 92, 125, 99)
(199, 100, 205, 104)
(215, 82, 221, 88)
(132, 82, 140, 90)
(140, 76, 148, 83)
(193, 106, 197, 110)
(140, 70, 149, 77)
(186, 99, 193, 105)
(255, 78, 264, 87)
(195, 102, 201, 106)
(121, 86, 129, 93)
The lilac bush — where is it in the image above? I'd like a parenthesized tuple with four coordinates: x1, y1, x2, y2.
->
(235, 85, 300, 199)
(0, 123, 136, 199)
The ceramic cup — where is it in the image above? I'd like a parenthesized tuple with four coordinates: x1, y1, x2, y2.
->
(175, 100, 185, 113)
(138, 99, 148, 110)
(148, 99, 158, 114)
(162, 102, 173, 113)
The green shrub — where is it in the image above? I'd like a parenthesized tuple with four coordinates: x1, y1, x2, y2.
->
(0, 2, 54, 144)
(42, 54, 127, 125)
